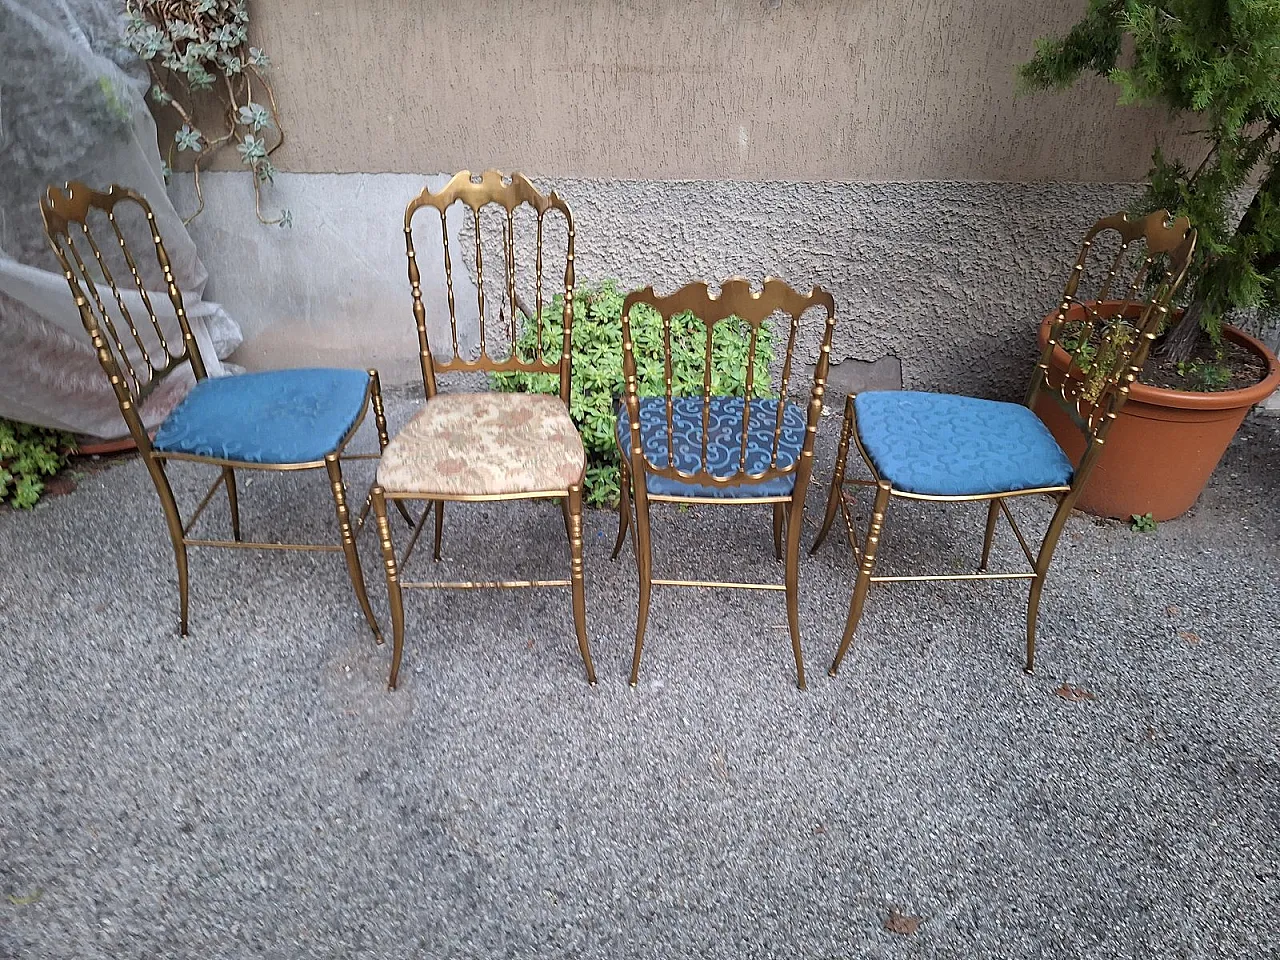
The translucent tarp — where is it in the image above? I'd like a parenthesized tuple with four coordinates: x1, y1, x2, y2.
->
(0, 0, 240, 438)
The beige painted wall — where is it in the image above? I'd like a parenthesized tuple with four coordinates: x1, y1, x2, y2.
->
(252, 0, 1190, 181)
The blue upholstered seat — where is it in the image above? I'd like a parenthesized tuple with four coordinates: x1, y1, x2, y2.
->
(853, 390, 1074, 497)
(154, 368, 370, 465)
(616, 396, 806, 498)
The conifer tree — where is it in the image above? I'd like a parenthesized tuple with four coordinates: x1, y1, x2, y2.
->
(1021, 0, 1280, 362)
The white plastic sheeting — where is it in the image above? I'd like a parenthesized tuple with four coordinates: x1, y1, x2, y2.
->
(0, 0, 240, 438)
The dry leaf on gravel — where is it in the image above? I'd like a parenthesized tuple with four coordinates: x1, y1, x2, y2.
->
(1055, 683, 1096, 702)
(1178, 630, 1202, 645)
(885, 908, 921, 935)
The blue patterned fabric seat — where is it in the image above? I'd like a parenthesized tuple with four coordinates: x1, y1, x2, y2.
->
(154, 368, 370, 465)
(616, 396, 806, 498)
(853, 390, 1074, 497)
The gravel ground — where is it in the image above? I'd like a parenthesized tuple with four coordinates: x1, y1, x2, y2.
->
(1, 391, 1276, 959)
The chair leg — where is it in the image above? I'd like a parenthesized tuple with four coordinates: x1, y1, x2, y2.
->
(373, 487, 407, 690)
(810, 396, 854, 556)
(326, 455, 381, 644)
(432, 501, 445, 561)
(611, 461, 631, 561)
(369, 369, 390, 452)
(146, 456, 190, 635)
(783, 496, 807, 690)
(773, 503, 785, 562)
(1025, 496, 1073, 674)
(628, 483, 654, 687)
(830, 481, 892, 677)
(565, 483, 596, 685)
(979, 499, 1000, 571)
(222, 467, 241, 542)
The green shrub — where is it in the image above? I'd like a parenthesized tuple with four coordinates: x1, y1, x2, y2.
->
(492, 280, 774, 507)
(0, 420, 74, 509)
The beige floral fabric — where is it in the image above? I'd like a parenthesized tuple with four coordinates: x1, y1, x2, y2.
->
(377, 392, 585, 496)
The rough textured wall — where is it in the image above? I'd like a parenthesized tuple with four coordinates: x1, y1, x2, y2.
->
(182, 172, 1140, 398)
(249, 0, 1189, 180)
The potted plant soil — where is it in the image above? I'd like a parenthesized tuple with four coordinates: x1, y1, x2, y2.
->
(1020, 0, 1280, 520)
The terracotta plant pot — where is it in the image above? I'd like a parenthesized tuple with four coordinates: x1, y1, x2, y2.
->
(1034, 304, 1280, 522)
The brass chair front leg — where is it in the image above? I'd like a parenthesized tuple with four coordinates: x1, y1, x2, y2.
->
(773, 502, 785, 562)
(784, 495, 807, 690)
(830, 481, 892, 677)
(326, 454, 382, 644)
(373, 487, 406, 687)
(566, 483, 596, 685)
(629, 482, 654, 688)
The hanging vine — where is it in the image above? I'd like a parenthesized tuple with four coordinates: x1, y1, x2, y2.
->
(123, 0, 290, 226)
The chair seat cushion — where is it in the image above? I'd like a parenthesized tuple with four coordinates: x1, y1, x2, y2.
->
(153, 368, 370, 465)
(854, 390, 1074, 497)
(377, 392, 585, 496)
(615, 396, 806, 498)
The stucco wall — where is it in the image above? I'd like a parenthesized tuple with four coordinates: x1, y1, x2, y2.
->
(181, 172, 1140, 398)
(174, 1, 1184, 397)
(246, 0, 1189, 181)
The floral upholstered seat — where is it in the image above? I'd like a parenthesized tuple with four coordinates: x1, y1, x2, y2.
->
(377, 392, 586, 497)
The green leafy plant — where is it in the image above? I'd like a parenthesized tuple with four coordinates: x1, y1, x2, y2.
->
(0, 420, 75, 509)
(1175, 353, 1233, 391)
(1020, 0, 1280, 368)
(493, 280, 774, 507)
(124, 0, 289, 226)
(1130, 511, 1158, 532)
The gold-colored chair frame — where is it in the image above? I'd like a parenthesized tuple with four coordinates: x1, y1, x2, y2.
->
(810, 210, 1197, 675)
(370, 170, 595, 690)
(612, 277, 838, 689)
(41, 181, 392, 641)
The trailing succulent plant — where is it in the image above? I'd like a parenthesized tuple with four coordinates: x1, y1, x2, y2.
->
(124, 0, 289, 226)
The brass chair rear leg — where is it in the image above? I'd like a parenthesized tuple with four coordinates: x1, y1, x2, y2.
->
(783, 496, 807, 690)
(830, 481, 891, 677)
(432, 500, 445, 561)
(629, 485, 654, 687)
(146, 456, 190, 635)
(566, 484, 596, 685)
(373, 488, 406, 689)
(810, 396, 853, 555)
(773, 503, 785, 562)
(611, 461, 631, 560)
(175, 540, 190, 637)
(327, 455, 382, 644)
(979, 499, 1000, 571)
(223, 467, 241, 542)
(1025, 496, 1072, 673)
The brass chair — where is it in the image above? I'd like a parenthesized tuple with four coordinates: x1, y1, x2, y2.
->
(811, 210, 1197, 675)
(370, 170, 595, 690)
(613, 278, 837, 689)
(40, 182, 392, 640)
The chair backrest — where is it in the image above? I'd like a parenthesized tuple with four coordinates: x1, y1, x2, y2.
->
(404, 170, 575, 403)
(1028, 209, 1196, 447)
(620, 277, 837, 493)
(40, 181, 205, 438)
